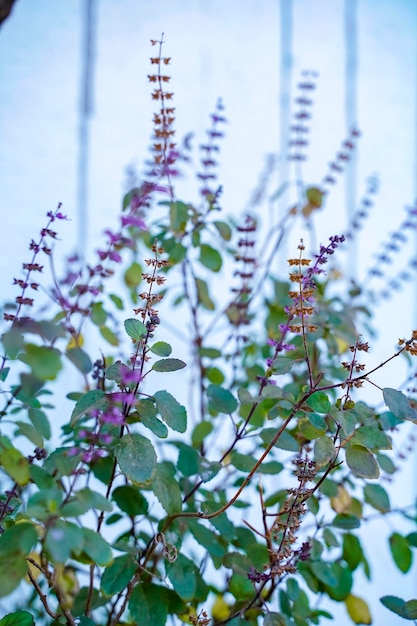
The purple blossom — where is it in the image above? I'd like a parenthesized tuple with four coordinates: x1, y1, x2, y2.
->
(121, 215, 146, 229)
(101, 407, 125, 425)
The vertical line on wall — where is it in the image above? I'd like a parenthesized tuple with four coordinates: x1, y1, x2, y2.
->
(77, 0, 96, 260)
(345, 0, 358, 278)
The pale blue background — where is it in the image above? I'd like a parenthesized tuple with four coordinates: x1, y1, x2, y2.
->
(0, 1, 416, 623)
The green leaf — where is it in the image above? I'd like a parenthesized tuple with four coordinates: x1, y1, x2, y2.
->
(151, 462, 182, 514)
(0, 522, 38, 557)
(15, 421, 43, 448)
(310, 561, 338, 586)
(404, 600, 417, 619)
(166, 553, 197, 601)
(271, 358, 293, 375)
(335, 409, 356, 436)
(407, 532, 417, 547)
(306, 392, 331, 413)
(115, 434, 157, 485)
(82, 528, 113, 566)
(314, 436, 335, 466)
(0, 367, 10, 382)
(0, 447, 30, 484)
(150, 341, 172, 356)
(213, 220, 232, 241)
(112, 485, 148, 516)
(27, 487, 63, 520)
(345, 445, 380, 479)
(124, 261, 142, 288)
(376, 452, 396, 474)
(389, 532, 412, 573)
(333, 514, 361, 530)
(154, 390, 187, 432)
(124, 318, 146, 340)
(137, 398, 168, 438)
(196, 277, 215, 310)
(91, 302, 107, 326)
(207, 384, 238, 414)
(0, 612, 35, 626)
(19, 344, 62, 381)
(260, 428, 299, 452)
(343, 534, 363, 570)
(152, 358, 187, 372)
(299, 416, 326, 439)
(170, 200, 189, 235)
(192, 421, 213, 446)
(364, 483, 390, 512)
(109, 293, 124, 309)
(100, 325, 119, 346)
(383, 388, 417, 423)
(0, 556, 28, 597)
(70, 389, 107, 427)
(177, 443, 199, 477)
(199, 244, 222, 272)
(28, 408, 51, 439)
(66, 348, 93, 374)
(353, 426, 391, 451)
(129, 583, 169, 625)
(380, 595, 406, 617)
(264, 613, 287, 626)
(188, 520, 226, 559)
(44, 521, 84, 563)
(345, 594, 371, 624)
(101, 554, 136, 597)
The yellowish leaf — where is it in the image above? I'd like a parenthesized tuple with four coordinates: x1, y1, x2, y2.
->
(345, 594, 372, 624)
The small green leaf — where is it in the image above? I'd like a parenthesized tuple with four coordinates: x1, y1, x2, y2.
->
(15, 421, 43, 448)
(154, 390, 187, 432)
(109, 293, 124, 309)
(310, 561, 338, 586)
(207, 384, 238, 414)
(19, 344, 62, 381)
(129, 583, 169, 625)
(101, 554, 136, 597)
(0, 367, 10, 382)
(124, 318, 146, 340)
(353, 426, 391, 451)
(345, 445, 380, 479)
(404, 600, 417, 619)
(196, 277, 215, 310)
(333, 514, 361, 530)
(383, 388, 417, 423)
(0, 523, 38, 557)
(306, 392, 331, 414)
(192, 421, 213, 446)
(314, 436, 335, 466)
(380, 595, 406, 617)
(124, 261, 142, 288)
(82, 528, 113, 566)
(0, 611, 35, 626)
(100, 325, 119, 346)
(0, 555, 29, 597)
(70, 390, 107, 427)
(150, 341, 172, 357)
(199, 244, 222, 272)
(376, 453, 396, 474)
(271, 358, 293, 375)
(264, 613, 287, 626)
(364, 483, 390, 512)
(66, 348, 93, 374)
(166, 553, 197, 600)
(343, 534, 363, 570)
(213, 220, 232, 241)
(91, 302, 107, 326)
(389, 532, 412, 573)
(152, 358, 186, 372)
(112, 485, 148, 516)
(170, 200, 189, 235)
(28, 408, 51, 439)
(44, 521, 84, 563)
(115, 434, 157, 484)
(151, 462, 182, 514)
